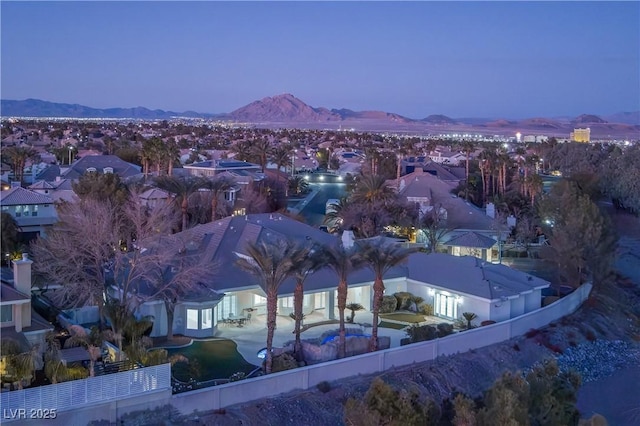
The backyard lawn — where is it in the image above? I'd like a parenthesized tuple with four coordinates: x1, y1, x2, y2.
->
(166, 339, 259, 383)
(379, 312, 426, 323)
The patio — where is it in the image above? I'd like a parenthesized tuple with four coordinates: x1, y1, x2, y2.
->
(214, 309, 410, 364)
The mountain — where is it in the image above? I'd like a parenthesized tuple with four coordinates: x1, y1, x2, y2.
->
(0, 98, 215, 119)
(572, 114, 608, 124)
(420, 114, 457, 125)
(518, 117, 563, 130)
(604, 111, 640, 126)
(230, 94, 341, 122)
(229, 93, 414, 123)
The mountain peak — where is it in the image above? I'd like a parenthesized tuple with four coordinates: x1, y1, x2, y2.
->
(230, 94, 341, 122)
(573, 114, 607, 124)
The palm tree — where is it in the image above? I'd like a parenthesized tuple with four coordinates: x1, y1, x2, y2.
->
(65, 325, 104, 377)
(462, 312, 478, 330)
(288, 175, 309, 197)
(270, 145, 293, 181)
(351, 173, 396, 205)
(205, 175, 235, 221)
(230, 140, 254, 163)
(235, 238, 302, 374)
(460, 141, 475, 201)
(289, 244, 326, 361)
(251, 138, 272, 172)
(3, 145, 39, 184)
(345, 303, 364, 324)
(102, 297, 133, 361)
(359, 238, 419, 352)
(7, 345, 40, 389)
(154, 175, 208, 231)
(323, 243, 365, 358)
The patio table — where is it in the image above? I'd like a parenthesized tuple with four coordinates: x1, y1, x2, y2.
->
(228, 315, 247, 327)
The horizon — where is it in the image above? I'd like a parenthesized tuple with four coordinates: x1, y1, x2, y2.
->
(2, 94, 637, 121)
(1, 2, 639, 118)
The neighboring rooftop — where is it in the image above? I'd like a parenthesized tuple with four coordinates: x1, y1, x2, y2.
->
(0, 186, 54, 206)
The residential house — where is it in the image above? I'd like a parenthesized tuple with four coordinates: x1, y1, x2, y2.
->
(0, 186, 57, 241)
(0, 254, 54, 372)
(387, 169, 503, 261)
(126, 214, 547, 339)
(400, 156, 463, 186)
(28, 177, 77, 203)
(60, 155, 142, 181)
(428, 148, 466, 166)
(184, 160, 262, 178)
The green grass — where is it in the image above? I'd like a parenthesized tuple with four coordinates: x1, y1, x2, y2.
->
(166, 339, 258, 382)
(378, 321, 408, 330)
(379, 312, 425, 323)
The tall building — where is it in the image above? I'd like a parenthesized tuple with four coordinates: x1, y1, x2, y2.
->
(570, 128, 591, 143)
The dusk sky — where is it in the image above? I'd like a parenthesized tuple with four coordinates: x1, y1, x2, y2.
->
(2, 1, 639, 119)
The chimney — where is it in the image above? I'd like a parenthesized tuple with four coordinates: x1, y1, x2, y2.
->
(12, 253, 33, 329)
(485, 202, 495, 219)
(341, 230, 355, 249)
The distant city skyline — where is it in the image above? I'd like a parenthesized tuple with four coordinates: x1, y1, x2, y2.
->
(1, 1, 639, 119)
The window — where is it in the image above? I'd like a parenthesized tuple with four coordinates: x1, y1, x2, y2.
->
(281, 296, 294, 308)
(435, 293, 458, 319)
(15, 205, 22, 217)
(186, 309, 198, 330)
(201, 308, 212, 329)
(0, 305, 13, 323)
(253, 294, 266, 305)
(31, 205, 38, 217)
(216, 294, 237, 320)
(314, 293, 325, 309)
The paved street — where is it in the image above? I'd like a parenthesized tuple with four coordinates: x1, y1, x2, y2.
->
(297, 182, 347, 227)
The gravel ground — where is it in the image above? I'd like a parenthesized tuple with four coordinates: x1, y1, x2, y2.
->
(556, 340, 640, 383)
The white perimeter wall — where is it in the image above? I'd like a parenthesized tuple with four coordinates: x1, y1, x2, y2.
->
(171, 283, 592, 414)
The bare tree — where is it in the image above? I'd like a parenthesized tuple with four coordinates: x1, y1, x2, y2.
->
(31, 191, 209, 336)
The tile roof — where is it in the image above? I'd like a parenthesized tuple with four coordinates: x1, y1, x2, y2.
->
(1, 282, 30, 303)
(443, 231, 497, 249)
(0, 187, 54, 206)
(389, 171, 497, 232)
(407, 253, 549, 301)
(62, 155, 141, 180)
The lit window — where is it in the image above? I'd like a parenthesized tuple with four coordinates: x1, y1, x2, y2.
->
(253, 294, 266, 305)
(281, 296, 294, 308)
(32, 205, 38, 217)
(186, 309, 198, 330)
(201, 308, 212, 329)
(314, 293, 325, 309)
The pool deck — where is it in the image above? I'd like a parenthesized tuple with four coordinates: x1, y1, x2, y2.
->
(213, 310, 409, 364)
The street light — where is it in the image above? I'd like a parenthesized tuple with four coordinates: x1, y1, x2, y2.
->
(68, 146, 74, 165)
(291, 149, 297, 176)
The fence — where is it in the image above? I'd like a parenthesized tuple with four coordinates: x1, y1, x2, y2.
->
(172, 283, 592, 413)
(0, 363, 171, 415)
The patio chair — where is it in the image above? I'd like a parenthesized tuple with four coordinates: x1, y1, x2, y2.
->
(246, 313, 252, 324)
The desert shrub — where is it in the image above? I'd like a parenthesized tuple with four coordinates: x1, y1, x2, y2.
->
(406, 324, 437, 343)
(453, 318, 467, 330)
(316, 381, 331, 393)
(380, 295, 398, 314)
(418, 303, 434, 316)
(437, 323, 454, 337)
(393, 292, 414, 311)
(512, 344, 520, 351)
(344, 377, 441, 426)
(585, 330, 596, 341)
(271, 353, 298, 373)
